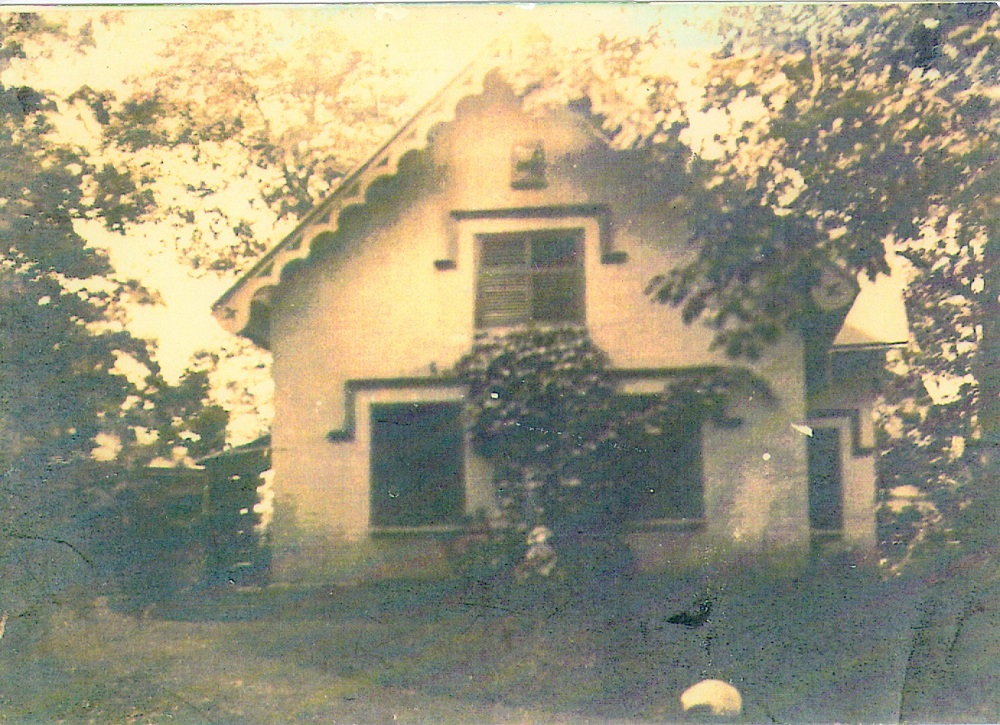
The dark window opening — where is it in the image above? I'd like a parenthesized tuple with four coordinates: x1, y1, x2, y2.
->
(370, 402, 464, 528)
(597, 397, 704, 522)
(807, 427, 844, 532)
(476, 229, 584, 328)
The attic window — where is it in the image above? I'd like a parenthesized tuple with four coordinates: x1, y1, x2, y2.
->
(475, 228, 584, 328)
(511, 140, 546, 190)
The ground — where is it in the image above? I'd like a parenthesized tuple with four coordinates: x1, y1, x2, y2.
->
(1, 555, 998, 723)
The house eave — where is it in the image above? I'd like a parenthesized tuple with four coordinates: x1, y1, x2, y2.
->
(831, 340, 908, 353)
(210, 42, 527, 348)
(197, 434, 271, 463)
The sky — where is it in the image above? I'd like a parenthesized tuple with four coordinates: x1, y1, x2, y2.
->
(1, 3, 726, 446)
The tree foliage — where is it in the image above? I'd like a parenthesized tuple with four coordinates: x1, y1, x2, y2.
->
(876, 212, 986, 569)
(0, 8, 414, 457)
(0, 9, 415, 444)
(657, 4, 997, 359)
(502, 5, 999, 568)
(0, 16, 132, 469)
(0, 13, 231, 617)
(687, 4, 998, 568)
(70, 9, 409, 274)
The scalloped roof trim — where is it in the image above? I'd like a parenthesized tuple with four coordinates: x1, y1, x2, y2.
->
(211, 45, 515, 343)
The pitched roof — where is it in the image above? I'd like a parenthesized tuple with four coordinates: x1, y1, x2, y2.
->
(196, 435, 271, 476)
(832, 271, 910, 350)
(211, 41, 523, 348)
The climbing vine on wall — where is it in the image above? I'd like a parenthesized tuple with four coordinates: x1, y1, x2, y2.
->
(454, 324, 771, 578)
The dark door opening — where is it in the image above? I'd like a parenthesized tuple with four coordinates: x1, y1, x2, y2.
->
(807, 427, 844, 532)
(370, 402, 465, 528)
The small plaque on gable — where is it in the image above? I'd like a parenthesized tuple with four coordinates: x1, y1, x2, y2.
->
(511, 140, 546, 190)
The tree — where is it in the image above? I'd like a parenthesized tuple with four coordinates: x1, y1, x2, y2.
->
(876, 214, 985, 570)
(72, 8, 410, 274)
(12, 9, 415, 449)
(0, 12, 231, 618)
(504, 5, 999, 568)
(675, 4, 998, 569)
(0, 6, 430, 612)
(0, 13, 138, 471)
(642, 4, 996, 357)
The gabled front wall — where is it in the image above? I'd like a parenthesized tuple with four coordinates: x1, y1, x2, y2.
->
(266, 79, 816, 581)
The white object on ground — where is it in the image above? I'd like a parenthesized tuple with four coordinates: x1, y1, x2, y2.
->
(680, 679, 742, 716)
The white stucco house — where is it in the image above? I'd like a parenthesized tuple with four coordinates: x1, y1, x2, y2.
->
(212, 50, 907, 582)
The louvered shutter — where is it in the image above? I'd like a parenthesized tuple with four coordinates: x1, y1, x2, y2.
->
(476, 230, 585, 328)
(477, 236, 529, 327)
(476, 270, 531, 327)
